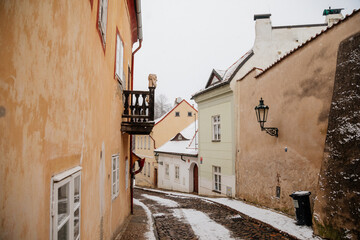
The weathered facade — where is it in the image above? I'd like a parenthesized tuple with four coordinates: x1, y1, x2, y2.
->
(0, 0, 146, 239)
(134, 99, 197, 188)
(192, 12, 333, 198)
(235, 10, 360, 239)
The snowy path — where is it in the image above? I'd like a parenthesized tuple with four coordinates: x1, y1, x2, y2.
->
(133, 199, 156, 240)
(135, 188, 296, 240)
(136, 187, 322, 240)
(141, 194, 235, 240)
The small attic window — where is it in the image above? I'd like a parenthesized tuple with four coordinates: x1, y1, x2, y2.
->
(171, 133, 189, 141)
(188, 112, 192, 117)
(175, 112, 180, 117)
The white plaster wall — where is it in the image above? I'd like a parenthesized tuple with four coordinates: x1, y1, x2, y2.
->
(157, 153, 198, 193)
(230, 18, 327, 90)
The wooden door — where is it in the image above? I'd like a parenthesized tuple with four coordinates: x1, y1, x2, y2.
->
(154, 168, 158, 188)
(193, 165, 198, 193)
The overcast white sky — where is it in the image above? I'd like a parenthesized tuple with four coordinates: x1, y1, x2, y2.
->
(133, 0, 360, 106)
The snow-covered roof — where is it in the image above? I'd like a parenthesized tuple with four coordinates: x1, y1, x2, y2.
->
(155, 121, 198, 156)
(192, 50, 253, 98)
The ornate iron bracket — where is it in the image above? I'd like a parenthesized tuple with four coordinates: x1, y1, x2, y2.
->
(261, 127, 278, 137)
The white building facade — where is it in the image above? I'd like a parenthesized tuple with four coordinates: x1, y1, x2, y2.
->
(155, 122, 199, 193)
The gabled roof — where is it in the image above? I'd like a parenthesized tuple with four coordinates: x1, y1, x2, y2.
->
(155, 121, 198, 156)
(154, 99, 198, 125)
(256, 9, 360, 78)
(192, 50, 254, 98)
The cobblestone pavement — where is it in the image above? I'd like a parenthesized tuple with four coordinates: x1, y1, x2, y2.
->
(134, 188, 297, 240)
(117, 203, 148, 240)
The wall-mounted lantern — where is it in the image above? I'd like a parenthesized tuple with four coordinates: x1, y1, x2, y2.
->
(254, 98, 278, 137)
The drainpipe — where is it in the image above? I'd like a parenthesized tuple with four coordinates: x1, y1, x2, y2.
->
(130, 0, 143, 214)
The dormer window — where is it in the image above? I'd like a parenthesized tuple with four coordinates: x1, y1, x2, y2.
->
(171, 133, 188, 141)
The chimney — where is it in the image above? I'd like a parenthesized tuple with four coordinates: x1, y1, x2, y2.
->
(323, 7, 344, 27)
(174, 97, 182, 106)
(253, 14, 272, 50)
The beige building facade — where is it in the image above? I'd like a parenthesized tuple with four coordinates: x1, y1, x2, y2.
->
(134, 99, 197, 188)
(0, 0, 145, 239)
(235, 10, 360, 239)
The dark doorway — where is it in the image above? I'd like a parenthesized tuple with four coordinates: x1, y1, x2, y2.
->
(154, 168, 158, 188)
(193, 164, 198, 193)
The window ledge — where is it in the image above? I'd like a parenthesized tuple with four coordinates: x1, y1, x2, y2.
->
(212, 140, 221, 142)
(212, 190, 221, 194)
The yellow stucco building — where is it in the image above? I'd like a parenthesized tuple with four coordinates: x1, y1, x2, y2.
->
(134, 99, 198, 188)
(0, 0, 150, 239)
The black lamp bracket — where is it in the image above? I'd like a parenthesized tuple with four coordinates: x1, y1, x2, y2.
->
(261, 127, 278, 137)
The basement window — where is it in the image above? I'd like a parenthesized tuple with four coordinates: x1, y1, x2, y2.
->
(51, 167, 81, 240)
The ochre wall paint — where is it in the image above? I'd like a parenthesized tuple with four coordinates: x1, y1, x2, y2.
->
(235, 12, 360, 216)
(0, 0, 138, 239)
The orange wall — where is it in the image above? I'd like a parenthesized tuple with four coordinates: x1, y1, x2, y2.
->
(0, 0, 137, 239)
(235, 12, 360, 215)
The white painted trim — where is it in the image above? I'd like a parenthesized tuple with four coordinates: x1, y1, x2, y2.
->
(53, 166, 82, 182)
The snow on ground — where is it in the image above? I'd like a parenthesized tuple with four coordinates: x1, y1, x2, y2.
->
(141, 194, 179, 207)
(209, 198, 321, 240)
(141, 193, 235, 240)
(133, 199, 156, 240)
(181, 209, 235, 240)
(136, 187, 322, 240)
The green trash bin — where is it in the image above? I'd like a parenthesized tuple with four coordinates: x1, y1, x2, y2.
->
(289, 191, 312, 226)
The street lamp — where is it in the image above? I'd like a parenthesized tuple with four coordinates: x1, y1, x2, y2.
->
(254, 98, 278, 137)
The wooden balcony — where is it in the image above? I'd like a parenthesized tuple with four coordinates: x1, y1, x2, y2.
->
(121, 87, 155, 135)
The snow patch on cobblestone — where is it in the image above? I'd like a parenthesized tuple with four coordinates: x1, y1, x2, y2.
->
(181, 209, 235, 240)
(210, 198, 322, 240)
(133, 199, 156, 240)
(142, 194, 179, 207)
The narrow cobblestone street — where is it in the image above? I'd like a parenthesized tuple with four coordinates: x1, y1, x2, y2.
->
(132, 188, 297, 240)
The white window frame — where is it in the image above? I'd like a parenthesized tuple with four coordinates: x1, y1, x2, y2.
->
(140, 136, 143, 149)
(175, 165, 180, 181)
(143, 161, 146, 176)
(112, 154, 120, 200)
(213, 166, 221, 192)
(212, 115, 221, 141)
(125, 158, 129, 190)
(165, 164, 169, 179)
(98, 0, 108, 47)
(147, 162, 150, 177)
(51, 167, 81, 240)
(148, 136, 151, 150)
(115, 33, 124, 86)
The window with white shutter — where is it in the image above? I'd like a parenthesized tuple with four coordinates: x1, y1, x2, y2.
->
(115, 33, 124, 86)
(98, 0, 108, 47)
(112, 154, 119, 200)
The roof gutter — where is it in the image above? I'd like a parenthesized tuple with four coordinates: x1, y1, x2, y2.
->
(130, 0, 143, 91)
(130, 0, 143, 215)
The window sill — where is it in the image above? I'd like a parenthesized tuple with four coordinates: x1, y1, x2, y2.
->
(212, 140, 221, 142)
(212, 190, 221, 194)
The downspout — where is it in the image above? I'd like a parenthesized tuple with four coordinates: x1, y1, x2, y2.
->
(130, 0, 143, 214)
